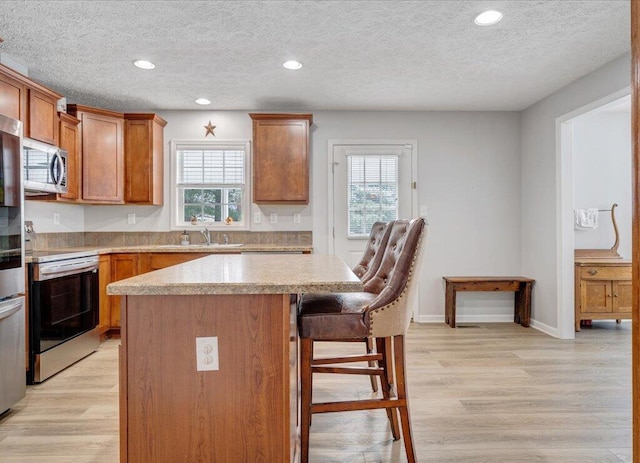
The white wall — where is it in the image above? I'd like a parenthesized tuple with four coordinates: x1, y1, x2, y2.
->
(24, 200, 84, 233)
(520, 52, 630, 336)
(573, 109, 631, 258)
(27, 109, 523, 322)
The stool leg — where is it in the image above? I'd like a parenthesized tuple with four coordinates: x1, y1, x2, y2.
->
(300, 337, 313, 463)
(394, 335, 417, 463)
(377, 337, 400, 440)
(366, 337, 379, 393)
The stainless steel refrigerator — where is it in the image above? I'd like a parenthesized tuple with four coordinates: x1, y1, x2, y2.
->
(0, 113, 26, 415)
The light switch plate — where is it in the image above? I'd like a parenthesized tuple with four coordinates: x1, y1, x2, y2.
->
(293, 213, 301, 224)
(253, 211, 262, 224)
(196, 337, 219, 371)
(53, 212, 60, 225)
(270, 213, 277, 224)
(127, 213, 136, 225)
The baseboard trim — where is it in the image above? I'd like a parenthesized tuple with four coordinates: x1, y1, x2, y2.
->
(414, 315, 560, 338)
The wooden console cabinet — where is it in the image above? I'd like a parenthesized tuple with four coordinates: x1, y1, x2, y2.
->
(250, 113, 313, 204)
(574, 258, 632, 331)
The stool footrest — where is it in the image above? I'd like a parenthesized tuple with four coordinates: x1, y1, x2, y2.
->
(311, 398, 407, 414)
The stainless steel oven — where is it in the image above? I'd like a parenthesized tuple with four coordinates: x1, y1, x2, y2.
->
(27, 252, 99, 384)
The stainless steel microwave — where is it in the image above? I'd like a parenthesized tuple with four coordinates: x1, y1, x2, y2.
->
(23, 138, 68, 194)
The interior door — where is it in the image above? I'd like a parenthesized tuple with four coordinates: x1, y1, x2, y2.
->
(330, 141, 415, 268)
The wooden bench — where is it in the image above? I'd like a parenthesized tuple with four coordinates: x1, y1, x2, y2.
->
(442, 277, 535, 328)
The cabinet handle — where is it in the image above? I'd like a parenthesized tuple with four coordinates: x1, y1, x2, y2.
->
(588, 269, 598, 275)
(614, 292, 618, 297)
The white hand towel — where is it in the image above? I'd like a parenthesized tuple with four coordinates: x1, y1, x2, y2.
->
(574, 208, 599, 229)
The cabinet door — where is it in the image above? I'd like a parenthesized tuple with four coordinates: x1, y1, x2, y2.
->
(58, 113, 80, 200)
(0, 72, 25, 122)
(251, 114, 312, 204)
(98, 255, 111, 334)
(612, 280, 632, 313)
(581, 279, 612, 313)
(124, 115, 166, 205)
(111, 254, 139, 327)
(81, 111, 124, 203)
(145, 253, 208, 272)
(27, 88, 58, 145)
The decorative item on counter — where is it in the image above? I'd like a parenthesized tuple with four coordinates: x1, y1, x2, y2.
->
(225, 216, 233, 225)
(180, 231, 190, 246)
(190, 215, 198, 225)
(204, 120, 216, 137)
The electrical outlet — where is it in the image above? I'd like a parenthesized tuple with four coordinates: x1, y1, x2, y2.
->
(293, 213, 301, 224)
(127, 213, 136, 225)
(196, 337, 219, 371)
(53, 212, 60, 225)
(253, 211, 262, 224)
(270, 213, 277, 224)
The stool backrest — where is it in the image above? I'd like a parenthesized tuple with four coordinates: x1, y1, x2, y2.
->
(352, 221, 393, 283)
(364, 217, 427, 337)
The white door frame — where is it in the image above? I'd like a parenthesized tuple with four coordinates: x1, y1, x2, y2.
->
(555, 87, 630, 339)
(327, 139, 419, 318)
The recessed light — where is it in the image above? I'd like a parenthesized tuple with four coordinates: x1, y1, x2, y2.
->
(283, 60, 302, 70)
(133, 59, 155, 70)
(195, 98, 211, 105)
(474, 10, 503, 26)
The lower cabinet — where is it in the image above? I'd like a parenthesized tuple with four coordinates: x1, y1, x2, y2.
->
(104, 252, 215, 331)
(98, 255, 111, 335)
(574, 258, 632, 331)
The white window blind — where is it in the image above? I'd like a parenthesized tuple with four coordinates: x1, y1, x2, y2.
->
(173, 142, 249, 228)
(347, 154, 399, 237)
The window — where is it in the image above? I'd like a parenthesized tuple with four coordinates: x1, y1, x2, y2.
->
(171, 140, 250, 229)
(347, 154, 399, 237)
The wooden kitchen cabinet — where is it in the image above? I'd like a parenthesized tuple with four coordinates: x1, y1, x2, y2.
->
(574, 258, 632, 331)
(58, 112, 81, 200)
(110, 254, 140, 328)
(26, 87, 61, 145)
(250, 113, 313, 204)
(124, 113, 167, 205)
(98, 255, 112, 335)
(0, 64, 26, 122)
(137, 252, 209, 274)
(68, 104, 124, 204)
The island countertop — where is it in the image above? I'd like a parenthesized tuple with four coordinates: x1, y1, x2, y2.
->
(107, 253, 362, 296)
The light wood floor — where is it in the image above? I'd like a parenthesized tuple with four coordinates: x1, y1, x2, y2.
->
(0, 322, 632, 462)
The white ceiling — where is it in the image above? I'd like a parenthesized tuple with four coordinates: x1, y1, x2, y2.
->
(0, 0, 630, 112)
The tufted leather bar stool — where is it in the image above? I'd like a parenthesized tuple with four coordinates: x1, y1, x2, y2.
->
(298, 217, 427, 463)
(300, 220, 393, 393)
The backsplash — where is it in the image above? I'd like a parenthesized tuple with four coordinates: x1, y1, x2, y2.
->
(32, 231, 312, 249)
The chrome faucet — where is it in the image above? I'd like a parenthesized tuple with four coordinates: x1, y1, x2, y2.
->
(223, 234, 229, 245)
(201, 228, 211, 246)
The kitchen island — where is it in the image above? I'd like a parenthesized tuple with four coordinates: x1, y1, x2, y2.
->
(107, 253, 361, 463)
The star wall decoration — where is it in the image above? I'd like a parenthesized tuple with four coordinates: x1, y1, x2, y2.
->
(204, 120, 216, 137)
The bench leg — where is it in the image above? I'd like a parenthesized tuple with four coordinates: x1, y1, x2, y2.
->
(515, 283, 532, 328)
(445, 284, 456, 328)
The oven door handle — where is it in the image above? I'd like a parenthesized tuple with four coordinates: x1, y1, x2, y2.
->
(38, 259, 99, 279)
(0, 298, 23, 321)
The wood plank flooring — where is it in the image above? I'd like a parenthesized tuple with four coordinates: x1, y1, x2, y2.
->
(0, 322, 631, 462)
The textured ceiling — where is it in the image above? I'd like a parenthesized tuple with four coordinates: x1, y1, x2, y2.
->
(0, 0, 630, 112)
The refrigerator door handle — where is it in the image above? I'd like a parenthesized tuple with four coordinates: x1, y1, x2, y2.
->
(0, 299, 23, 321)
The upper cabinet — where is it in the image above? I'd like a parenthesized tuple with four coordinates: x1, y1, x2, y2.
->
(0, 63, 62, 145)
(58, 112, 81, 200)
(250, 113, 313, 204)
(0, 65, 26, 122)
(124, 113, 167, 205)
(27, 87, 61, 145)
(68, 104, 125, 204)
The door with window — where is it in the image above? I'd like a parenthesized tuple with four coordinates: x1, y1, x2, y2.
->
(329, 141, 416, 268)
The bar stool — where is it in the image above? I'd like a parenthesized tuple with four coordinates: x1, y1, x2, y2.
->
(299, 220, 393, 392)
(298, 217, 426, 463)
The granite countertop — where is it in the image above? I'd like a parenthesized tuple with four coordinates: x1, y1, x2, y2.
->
(26, 244, 313, 263)
(107, 254, 362, 296)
